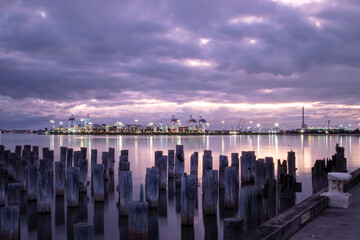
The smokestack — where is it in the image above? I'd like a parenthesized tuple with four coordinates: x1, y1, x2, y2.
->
(302, 106, 305, 127)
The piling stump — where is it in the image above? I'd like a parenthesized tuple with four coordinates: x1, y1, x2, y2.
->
(190, 152, 198, 179)
(55, 162, 66, 196)
(74, 223, 94, 240)
(203, 170, 218, 215)
(175, 145, 184, 186)
(67, 167, 80, 207)
(219, 155, 228, 189)
(37, 169, 52, 213)
(67, 148, 73, 168)
(145, 167, 159, 208)
(155, 151, 163, 167)
(224, 218, 243, 240)
(119, 170, 132, 215)
(102, 152, 109, 180)
(78, 159, 88, 192)
(241, 151, 256, 184)
(80, 147, 87, 160)
(92, 164, 104, 202)
(312, 159, 327, 194)
(91, 149, 97, 174)
(0, 206, 20, 240)
(15, 146, 22, 157)
(224, 166, 237, 208)
(0, 168, 6, 205)
(7, 183, 21, 206)
(231, 153, 239, 186)
(27, 165, 39, 200)
(255, 159, 266, 192)
(168, 150, 175, 178)
(128, 185, 148, 240)
(159, 156, 167, 189)
(181, 175, 197, 225)
(108, 147, 115, 174)
(74, 151, 81, 167)
(60, 147, 67, 163)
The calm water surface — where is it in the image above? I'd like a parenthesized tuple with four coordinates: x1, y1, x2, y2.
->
(1, 133, 359, 240)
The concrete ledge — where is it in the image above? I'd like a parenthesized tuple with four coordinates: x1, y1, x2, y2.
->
(241, 168, 360, 240)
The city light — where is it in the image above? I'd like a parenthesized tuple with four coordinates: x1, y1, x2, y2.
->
(256, 123, 260, 128)
(275, 123, 279, 127)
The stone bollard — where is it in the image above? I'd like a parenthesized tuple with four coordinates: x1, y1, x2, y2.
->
(175, 145, 185, 186)
(190, 152, 198, 179)
(7, 183, 21, 206)
(67, 167, 80, 207)
(321, 172, 352, 208)
(92, 164, 104, 202)
(67, 148, 73, 168)
(27, 165, 39, 200)
(0, 206, 20, 240)
(181, 175, 197, 225)
(102, 152, 109, 180)
(241, 151, 256, 183)
(168, 150, 175, 178)
(128, 185, 148, 240)
(60, 146, 67, 163)
(74, 151, 81, 167)
(108, 147, 115, 174)
(91, 149, 97, 174)
(203, 170, 218, 215)
(145, 167, 159, 208)
(159, 156, 167, 189)
(154, 151, 163, 167)
(231, 153, 239, 186)
(119, 170, 133, 215)
(224, 166, 237, 208)
(219, 155, 228, 189)
(37, 169, 52, 213)
(0, 168, 6, 206)
(78, 159, 88, 192)
(223, 218, 243, 240)
(81, 147, 87, 160)
(55, 162, 66, 196)
(74, 223, 94, 240)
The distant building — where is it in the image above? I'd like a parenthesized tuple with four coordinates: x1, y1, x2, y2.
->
(301, 106, 308, 129)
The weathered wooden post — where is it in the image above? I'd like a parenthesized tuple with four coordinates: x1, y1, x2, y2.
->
(168, 150, 175, 178)
(108, 147, 115, 174)
(91, 149, 97, 174)
(224, 166, 237, 208)
(92, 164, 104, 202)
(81, 147, 87, 160)
(119, 170, 133, 215)
(67, 167, 80, 207)
(0, 206, 20, 240)
(145, 167, 159, 208)
(7, 183, 21, 205)
(15, 145, 22, 157)
(19, 160, 28, 191)
(255, 159, 266, 192)
(203, 170, 218, 215)
(37, 169, 52, 213)
(74, 151, 81, 167)
(55, 162, 65, 196)
(0, 168, 5, 205)
(60, 146, 67, 163)
(219, 155, 228, 189)
(74, 223, 94, 240)
(241, 151, 256, 184)
(231, 153, 239, 186)
(181, 174, 197, 225)
(119, 150, 130, 171)
(78, 159, 88, 192)
(224, 218, 243, 240)
(264, 157, 276, 219)
(190, 152, 198, 179)
(159, 156, 167, 189)
(154, 151, 163, 167)
(32, 146, 39, 162)
(102, 152, 109, 180)
(27, 165, 39, 200)
(24, 144, 31, 152)
(67, 148, 73, 168)
(128, 185, 148, 240)
(175, 145, 184, 186)
(277, 159, 287, 185)
(312, 159, 327, 194)
(288, 151, 296, 181)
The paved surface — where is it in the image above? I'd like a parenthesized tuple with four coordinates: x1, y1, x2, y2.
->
(290, 182, 360, 240)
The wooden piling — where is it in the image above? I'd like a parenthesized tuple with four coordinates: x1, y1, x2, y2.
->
(81, 147, 87, 160)
(92, 164, 104, 202)
(7, 183, 21, 206)
(67, 148, 73, 168)
(190, 152, 198, 179)
(277, 160, 287, 184)
(0, 206, 20, 240)
(67, 167, 80, 207)
(203, 170, 218, 215)
(91, 149, 97, 174)
(155, 151, 163, 167)
(128, 185, 148, 240)
(287, 151, 296, 181)
(119, 170, 132, 215)
(159, 156, 167, 189)
(255, 159, 266, 191)
(224, 166, 237, 208)
(223, 218, 243, 240)
(37, 169, 52, 213)
(312, 159, 327, 194)
(108, 147, 115, 174)
(78, 159, 88, 192)
(145, 167, 159, 208)
(32, 146, 39, 162)
(241, 151, 256, 184)
(231, 153, 239, 186)
(55, 162, 65, 196)
(74, 223, 94, 240)
(219, 155, 229, 189)
(175, 145, 184, 186)
(168, 150, 175, 178)
(181, 174, 197, 225)
(102, 152, 109, 180)
(74, 151, 81, 167)
(60, 146, 67, 163)
(27, 165, 39, 200)
(0, 168, 6, 205)
(119, 150, 130, 171)
(15, 146, 22, 157)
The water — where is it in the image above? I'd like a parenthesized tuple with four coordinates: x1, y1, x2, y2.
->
(1, 133, 360, 239)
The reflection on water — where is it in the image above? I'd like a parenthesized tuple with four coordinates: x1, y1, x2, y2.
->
(1, 134, 360, 239)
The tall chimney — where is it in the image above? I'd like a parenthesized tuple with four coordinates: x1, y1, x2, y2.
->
(302, 106, 305, 128)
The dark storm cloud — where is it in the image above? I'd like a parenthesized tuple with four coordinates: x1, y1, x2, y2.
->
(0, 0, 359, 129)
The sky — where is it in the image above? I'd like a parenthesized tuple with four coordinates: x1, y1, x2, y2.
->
(0, 0, 359, 130)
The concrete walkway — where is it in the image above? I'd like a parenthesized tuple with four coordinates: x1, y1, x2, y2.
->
(290, 182, 360, 240)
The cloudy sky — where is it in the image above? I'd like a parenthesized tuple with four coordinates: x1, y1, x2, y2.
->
(0, 0, 359, 130)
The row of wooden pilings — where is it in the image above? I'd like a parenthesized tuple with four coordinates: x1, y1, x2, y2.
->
(0, 144, 302, 240)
